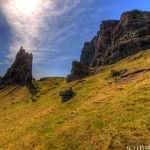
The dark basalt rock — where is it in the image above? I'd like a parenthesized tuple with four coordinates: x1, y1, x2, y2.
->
(0, 77, 3, 89)
(80, 36, 97, 66)
(91, 10, 150, 67)
(1, 46, 33, 87)
(68, 10, 150, 82)
(111, 70, 120, 77)
(67, 61, 91, 82)
(110, 69, 128, 77)
(59, 87, 74, 102)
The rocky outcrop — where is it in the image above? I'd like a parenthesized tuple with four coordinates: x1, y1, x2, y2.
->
(1, 46, 33, 87)
(110, 69, 128, 78)
(67, 9, 150, 82)
(67, 61, 91, 82)
(80, 36, 97, 66)
(59, 87, 74, 102)
(85, 10, 150, 67)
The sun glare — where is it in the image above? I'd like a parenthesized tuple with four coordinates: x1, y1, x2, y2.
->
(14, 0, 41, 15)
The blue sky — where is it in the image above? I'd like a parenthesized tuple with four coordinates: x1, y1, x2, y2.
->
(0, 0, 150, 79)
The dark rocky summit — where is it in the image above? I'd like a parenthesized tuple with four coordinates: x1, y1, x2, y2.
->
(59, 87, 74, 102)
(67, 10, 150, 82)
(0, 46, 33, 87)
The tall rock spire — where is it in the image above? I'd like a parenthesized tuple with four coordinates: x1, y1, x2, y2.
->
(2, 46, 33, 85)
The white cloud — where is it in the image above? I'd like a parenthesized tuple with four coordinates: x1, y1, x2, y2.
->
(1, 0, 81, 62)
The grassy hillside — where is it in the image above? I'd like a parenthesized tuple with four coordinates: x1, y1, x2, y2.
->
(0, 49, 150, 150)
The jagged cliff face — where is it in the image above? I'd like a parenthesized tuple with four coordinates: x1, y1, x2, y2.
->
(80, 9, 150, 67)
(67, 9, 150, 82)
(80, 37, 97, 66)
(2, 47, 33, 85)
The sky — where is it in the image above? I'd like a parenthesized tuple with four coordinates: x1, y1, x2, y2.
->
(0, 0, 150, 79)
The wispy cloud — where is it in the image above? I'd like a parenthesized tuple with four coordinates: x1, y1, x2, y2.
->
(1, 0, 81, 62)
(0, 0, 112, 78)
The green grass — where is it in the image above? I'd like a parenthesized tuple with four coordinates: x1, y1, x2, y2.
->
(1, 50, 150, 150)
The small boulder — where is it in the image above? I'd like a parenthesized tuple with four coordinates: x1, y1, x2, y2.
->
(111, 70, 120, 77)
(119, 69, 128, 74)
(59, 87, 74, 102)
(111, 69, 128, 77)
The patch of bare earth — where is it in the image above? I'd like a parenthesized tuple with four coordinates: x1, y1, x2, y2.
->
(115, 69, 150, 84)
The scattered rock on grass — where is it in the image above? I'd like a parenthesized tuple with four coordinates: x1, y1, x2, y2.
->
(59, 87, 74, 102)
(111, 69, 128, 77)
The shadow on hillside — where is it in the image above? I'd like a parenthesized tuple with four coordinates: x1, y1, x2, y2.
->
(27, 82, 39, 102)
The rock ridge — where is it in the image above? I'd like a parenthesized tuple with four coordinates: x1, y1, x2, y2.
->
(67, 9, 150, 82)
